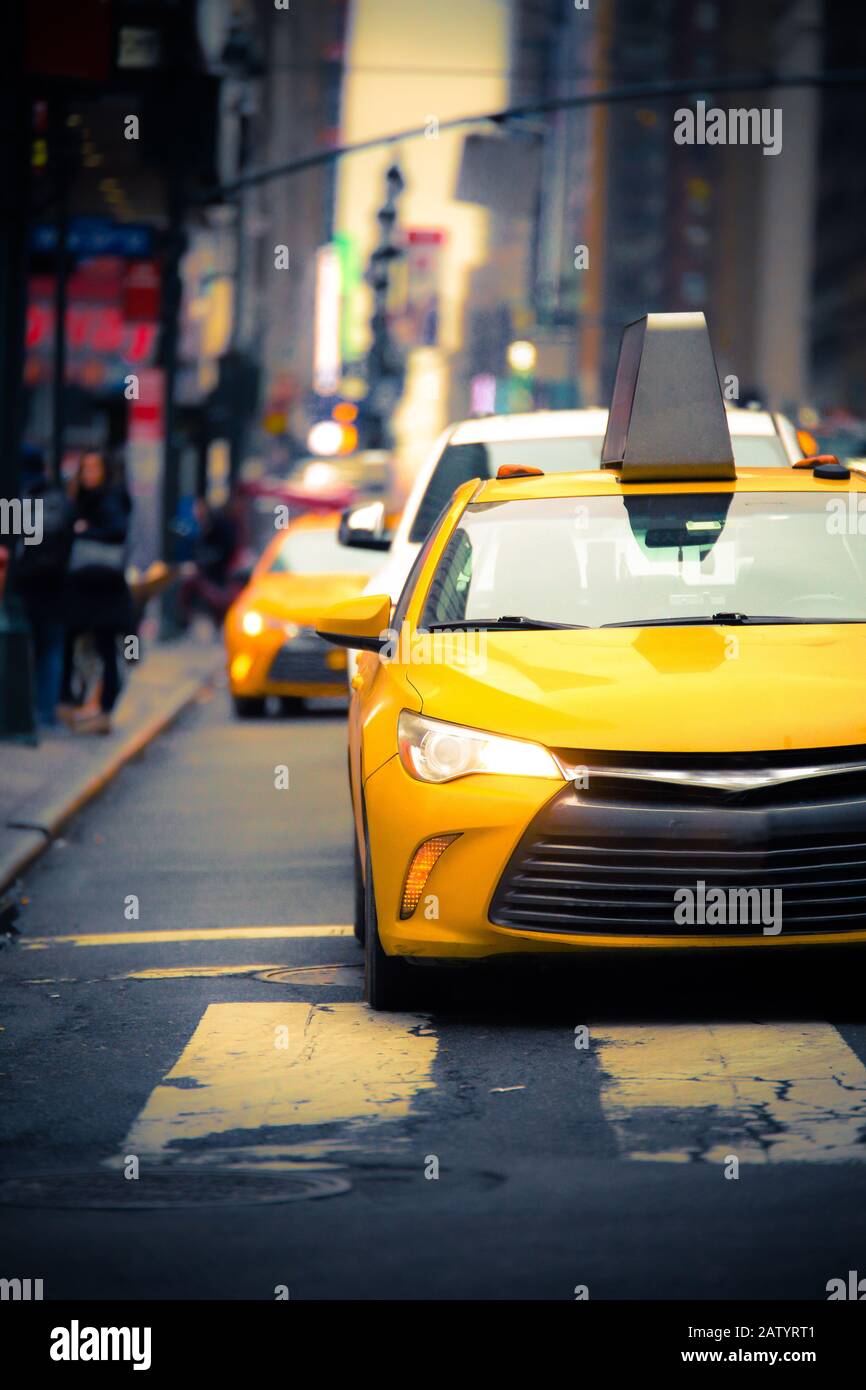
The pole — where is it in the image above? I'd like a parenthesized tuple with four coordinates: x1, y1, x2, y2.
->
(226, 187, 248, 490)
(158, 132, 186, 637)
(363, 162, 405, 449)
(0, 5, 36, 738)
(202, 67, 866, 201)
(50, 94, 69, 484)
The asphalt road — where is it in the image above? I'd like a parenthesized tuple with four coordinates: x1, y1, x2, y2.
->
(3, 686, 866, 1300)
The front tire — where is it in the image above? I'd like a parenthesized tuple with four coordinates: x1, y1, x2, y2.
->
(364, 836, 415, 1011)
(353, 833, 366, 945)
(233, 695, 266, 719)
(280, 696, 305, 716)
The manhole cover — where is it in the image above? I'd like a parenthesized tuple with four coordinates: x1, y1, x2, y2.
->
(0, 1169, 351, 1210)
(256, 965, 362, 987)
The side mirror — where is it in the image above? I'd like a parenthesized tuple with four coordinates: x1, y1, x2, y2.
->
(338, 500, 393, 551)
(316, 594, 392, 653)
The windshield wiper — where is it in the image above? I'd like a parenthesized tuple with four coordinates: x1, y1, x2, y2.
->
(423, 615, 588, 632)
(602, 612, 850, 628)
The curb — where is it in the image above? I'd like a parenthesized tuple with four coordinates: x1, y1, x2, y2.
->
(0, 829, 49, 898)
(0, 663, 220, 897)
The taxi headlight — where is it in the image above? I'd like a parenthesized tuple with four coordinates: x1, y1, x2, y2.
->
(242, 610, 299, 639)
(397, 710, 563, 785)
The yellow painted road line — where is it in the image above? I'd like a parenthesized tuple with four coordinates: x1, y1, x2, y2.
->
(126, 964, 285, 980)
(594, 1022, 866, 1163)
(24, 965, 283, 985)
(24, 963, 363, 985)
(21, 925, 354, 950)
(117, 1001, 436, 1166)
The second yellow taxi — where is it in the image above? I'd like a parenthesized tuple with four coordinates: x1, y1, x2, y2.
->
(225, 512, 371, 717)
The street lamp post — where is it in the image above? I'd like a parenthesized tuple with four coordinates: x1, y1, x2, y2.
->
(49, 96, 70, 486)
(157, 105, 188, 640)
(362, 163, 405, 450)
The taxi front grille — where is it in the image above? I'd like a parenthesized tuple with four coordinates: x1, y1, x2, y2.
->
(489, 778, 866, 937)
(268, 637, 338, 685)
(490, 835, 866, 935)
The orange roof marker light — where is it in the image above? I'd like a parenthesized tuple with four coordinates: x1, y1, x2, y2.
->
(792, 453, 842, 470)
(496, 464, 544, 480)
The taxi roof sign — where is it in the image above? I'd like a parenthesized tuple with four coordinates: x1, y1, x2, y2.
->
(601, 312, 735, 482)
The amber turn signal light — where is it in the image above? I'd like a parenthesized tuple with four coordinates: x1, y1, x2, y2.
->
(399, 834, 460, 918)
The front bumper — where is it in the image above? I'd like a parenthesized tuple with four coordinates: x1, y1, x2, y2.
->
(365, 756, 866, 958)
(227, 628, 348, 698)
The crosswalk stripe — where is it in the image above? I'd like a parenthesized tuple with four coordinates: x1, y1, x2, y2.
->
(22, 925, 354, 949)
(593, 1022, 866, 1163)
(116, 1001, 437, 1167)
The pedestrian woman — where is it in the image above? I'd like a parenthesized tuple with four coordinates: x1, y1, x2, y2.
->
(59, 451, 134, 735)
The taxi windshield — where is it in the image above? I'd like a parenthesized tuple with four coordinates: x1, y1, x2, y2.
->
(269, 527, 372, 575)
(420, 492, 866, 629)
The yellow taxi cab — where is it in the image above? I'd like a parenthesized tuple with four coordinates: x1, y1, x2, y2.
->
(317, 313, 866, 1008)
(225, 511, 372, 717)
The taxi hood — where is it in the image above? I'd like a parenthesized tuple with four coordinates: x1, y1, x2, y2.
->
(404, 624, 866, 754)
(246, 572, 369, 626)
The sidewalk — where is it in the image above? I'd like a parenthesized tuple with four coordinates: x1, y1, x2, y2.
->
(0, 635, 224, 897)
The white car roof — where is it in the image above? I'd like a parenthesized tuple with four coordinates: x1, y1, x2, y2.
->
(448, 409, 610, 444)
(722, 409, 778, 435)
(447, 405, 777, 443)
